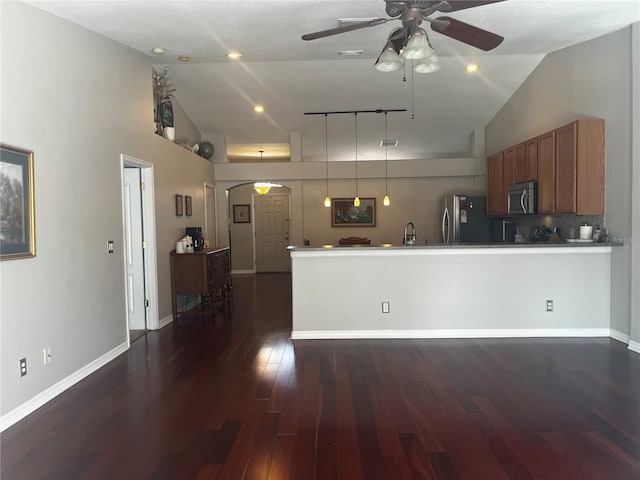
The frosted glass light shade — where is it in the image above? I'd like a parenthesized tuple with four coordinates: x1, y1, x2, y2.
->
(383, 195, 390, 206)
(324, 196, 331, 207)
(414, 55, 441, 73)
(402, 28, 434, 60)
(375, 45, 403, 72)
(353, 196, 361, 207)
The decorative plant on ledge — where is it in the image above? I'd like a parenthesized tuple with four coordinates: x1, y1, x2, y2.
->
(152, 67, 175, 135)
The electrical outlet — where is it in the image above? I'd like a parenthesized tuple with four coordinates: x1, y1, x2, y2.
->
(20, 358, 27, 377)
(546, 300, 554, 312)
(107, 241, 114, 254)
(43, 347, 52, 365)
(382, 301, 390, 313)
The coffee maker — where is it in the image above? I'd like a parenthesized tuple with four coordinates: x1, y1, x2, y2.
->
(186, 227, 204, 251)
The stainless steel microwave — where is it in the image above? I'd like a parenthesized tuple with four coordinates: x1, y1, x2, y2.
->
(508, 181, 537, 215)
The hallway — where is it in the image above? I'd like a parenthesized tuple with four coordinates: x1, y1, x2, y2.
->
(1, 273, 639, 479)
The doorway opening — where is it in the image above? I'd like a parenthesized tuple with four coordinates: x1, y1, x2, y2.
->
(227, 183, 291, 274)
(120, 155, 160, 345)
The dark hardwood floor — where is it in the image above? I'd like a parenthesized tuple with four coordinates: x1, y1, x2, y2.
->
(2, 273, 639, 479)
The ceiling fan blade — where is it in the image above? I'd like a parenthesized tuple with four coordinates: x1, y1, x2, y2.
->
(431, 16, 504, 51)
(444, 0, 507, 12)
(302, 18, 392, 41)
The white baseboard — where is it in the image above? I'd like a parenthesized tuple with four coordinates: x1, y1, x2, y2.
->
(291, 328, 612, 340)
(158, 314, 174, 329)
(609, 329, 631, 344)
(231, 269, 255, 275)
(629, 340, 640, 353)
(0, 341, 129, 433)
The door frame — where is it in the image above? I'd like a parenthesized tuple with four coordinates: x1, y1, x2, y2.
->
(120, 154, 160, 335)
(204, 182, 217, 247)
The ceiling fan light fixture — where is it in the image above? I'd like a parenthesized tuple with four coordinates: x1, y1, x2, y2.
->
(402, 28, 434, 60)
(414, 54, 441, 73)
(375, 43, 404, 72)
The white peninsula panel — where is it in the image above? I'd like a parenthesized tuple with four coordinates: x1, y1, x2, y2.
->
(289, 245, 612, 339)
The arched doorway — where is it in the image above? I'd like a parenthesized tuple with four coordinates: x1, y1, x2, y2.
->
(227, 183, 292, 273)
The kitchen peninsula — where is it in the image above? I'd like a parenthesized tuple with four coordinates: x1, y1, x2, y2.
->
(289, 243, 615, 340)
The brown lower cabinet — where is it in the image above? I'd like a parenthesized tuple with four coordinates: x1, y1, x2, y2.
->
(170, 247, 232, 322)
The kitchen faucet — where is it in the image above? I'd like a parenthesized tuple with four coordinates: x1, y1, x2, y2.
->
(403, 222, 416, 245)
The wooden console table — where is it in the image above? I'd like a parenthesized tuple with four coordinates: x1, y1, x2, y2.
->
(170, 247, 232, 322)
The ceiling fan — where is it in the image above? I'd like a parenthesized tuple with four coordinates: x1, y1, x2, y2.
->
(302, 0, 506, 72)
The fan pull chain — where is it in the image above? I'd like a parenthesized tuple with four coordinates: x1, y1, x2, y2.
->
(411, 60, 415, 120)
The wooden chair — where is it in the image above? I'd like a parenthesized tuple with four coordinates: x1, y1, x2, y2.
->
(339, 236, 371, 245)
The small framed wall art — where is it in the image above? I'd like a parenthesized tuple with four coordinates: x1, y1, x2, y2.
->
(233, 204, 250, 223)
(185, 195, 192, 216)
(1, 144, 36, 260)
(175, 194, 183, 216)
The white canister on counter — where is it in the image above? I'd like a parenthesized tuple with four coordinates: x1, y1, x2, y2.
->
(579, 224, 593, 240)
(176, 240, 186, 254)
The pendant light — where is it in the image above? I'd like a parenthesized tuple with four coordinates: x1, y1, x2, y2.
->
(353, 113, 360, 207)
(323, 114, 331, 207)
(383, 112, 390, 206)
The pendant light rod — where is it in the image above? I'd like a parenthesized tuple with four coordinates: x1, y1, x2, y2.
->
(355, 112, 358, 197)
(304, 108, 406, 116)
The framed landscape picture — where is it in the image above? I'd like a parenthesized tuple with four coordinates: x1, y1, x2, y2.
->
(1, 144, 36, 260)
(331, 198, 376, 227)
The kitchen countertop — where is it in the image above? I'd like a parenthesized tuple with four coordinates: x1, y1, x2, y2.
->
(287, 241, 622, 252)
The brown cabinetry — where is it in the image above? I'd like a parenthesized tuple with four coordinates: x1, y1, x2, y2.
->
(537, 131, 556, 214)
(486, 118, 604, 216)
(486, 149, 511, 216)
(555, 120, 605, 215)
(170, 247, 232, 322)
(515, 140, 537, 183)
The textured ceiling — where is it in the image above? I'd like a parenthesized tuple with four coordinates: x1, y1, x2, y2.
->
(26, 0, 640, 161)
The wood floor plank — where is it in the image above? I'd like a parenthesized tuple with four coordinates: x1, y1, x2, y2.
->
(2, 273, 639, 480)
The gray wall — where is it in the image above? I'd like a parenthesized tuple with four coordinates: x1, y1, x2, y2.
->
(485, 26, 636, 338)
(0, 2, 214, 419)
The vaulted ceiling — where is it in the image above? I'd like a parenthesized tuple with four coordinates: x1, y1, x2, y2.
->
(26, 0, 640, 161)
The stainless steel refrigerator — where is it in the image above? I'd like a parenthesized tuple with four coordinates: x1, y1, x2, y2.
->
(441, 194, 492, 244)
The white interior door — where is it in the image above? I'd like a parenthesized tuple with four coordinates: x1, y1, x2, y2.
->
(123, 168, 146, 330)
(254, 194, 290, 273)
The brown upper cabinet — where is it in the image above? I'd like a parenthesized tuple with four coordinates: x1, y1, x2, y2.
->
(555, 119, 605, 215)
(514, 140, 538, 183)
(537, 131, 556, 214)
(486, 118, 604, 216)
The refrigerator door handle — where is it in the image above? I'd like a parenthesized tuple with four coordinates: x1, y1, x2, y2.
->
(521, 190, 527, 213)
(442, 207, 450, 244)
(507, 192, 511, 213)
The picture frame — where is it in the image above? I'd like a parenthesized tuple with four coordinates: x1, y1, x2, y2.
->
(1, 144, 36, 260)
(331, 198, 376, 227)
(233, 204, 251, 223)
(175, 194, 183, 216)
(185, 195, 192, 216)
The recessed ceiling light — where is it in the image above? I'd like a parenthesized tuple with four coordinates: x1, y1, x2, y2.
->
(253, 105, 265, 113)
(178, 56, 190, 62)
(151, 47, 165, 55)
(338, 50, 364, 56)
(465, 63, 479, 73)
(227, 52, 242, 59)
(380, 140, 398, 147)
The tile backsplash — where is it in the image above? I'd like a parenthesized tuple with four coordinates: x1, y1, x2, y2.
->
(498, 214, 605, 241)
